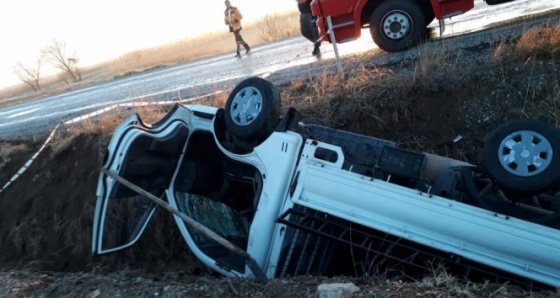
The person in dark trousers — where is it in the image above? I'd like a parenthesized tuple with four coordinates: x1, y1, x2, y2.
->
(224, 0, 250, 58)
(296, 0, 321, 56)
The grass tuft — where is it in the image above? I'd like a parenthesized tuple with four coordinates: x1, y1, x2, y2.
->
(257, 13, 300, 42)
(0, 143, 28, 166)
(514, 21, 560, 60)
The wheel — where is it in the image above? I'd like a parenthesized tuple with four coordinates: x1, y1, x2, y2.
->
(369, 0, 427, 52)
(224, 77, 281, 142)
(485, 0, 515, 5)
(483, 119, 560, 194)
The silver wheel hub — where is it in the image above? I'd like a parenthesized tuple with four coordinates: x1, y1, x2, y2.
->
(229, 86, 263, 126)
(382, 11, 411, 40)
(498, 130, 553, 177)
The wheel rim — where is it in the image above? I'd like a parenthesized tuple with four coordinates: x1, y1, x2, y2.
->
(229, 86, 263, 126)
(381, 11, 412, 41)
(498, 130, 553, 177)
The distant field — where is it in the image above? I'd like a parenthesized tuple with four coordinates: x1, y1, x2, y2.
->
(0, 10, 300, 104)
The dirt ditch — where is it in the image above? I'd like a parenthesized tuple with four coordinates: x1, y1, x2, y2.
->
(0, 15, 559, 298)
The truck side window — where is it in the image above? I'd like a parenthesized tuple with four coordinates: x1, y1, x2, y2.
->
(173, 131, 263, 273)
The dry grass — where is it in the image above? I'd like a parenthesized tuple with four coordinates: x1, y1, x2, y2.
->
(514, 21, 560, 61)
(26, 19, 560, 163)
(0, 10, 299, 103)
(413, 263, 525, 298)
(407, 41, 488, 96)
(492, 40, 513, 62)
(412, 44, 465, 82)
(522, 62, 560, 126)
(0, 143, 28, 160)
(68, 104, 169, 135)
(489, 21, 560, 129)
(1, 16, 560, 287)
(0, 142, 29, 174)
(185, 88, 230, 109)
(275, 20, 560, 161)
(257, 13, 300, 42)
(105, 11, 300, 79)
(282, 71, 341, 123)
(281, 64, 401, 132)
(49, 104, 171, 159)
(105, 33, 232, 78)
(135, 104, 171, 124)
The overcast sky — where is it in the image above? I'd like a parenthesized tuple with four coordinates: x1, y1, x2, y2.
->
(0, 0, 295, 89)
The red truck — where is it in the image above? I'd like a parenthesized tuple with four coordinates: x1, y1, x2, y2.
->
(310, 0, 513, 52)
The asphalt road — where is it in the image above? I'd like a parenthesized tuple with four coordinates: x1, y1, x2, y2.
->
(0, 0, 558, 138)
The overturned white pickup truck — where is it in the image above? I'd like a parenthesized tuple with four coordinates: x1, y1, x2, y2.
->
(93, 77, 560, 288)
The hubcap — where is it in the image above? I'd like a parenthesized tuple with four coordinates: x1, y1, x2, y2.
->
(229, 86, 263, 126)
(382, 11, 411, 41)
(498, 130, 553, 177)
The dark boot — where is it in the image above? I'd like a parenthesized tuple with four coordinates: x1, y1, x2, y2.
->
(243, 42, 250, 53)
(312, 42, 321, 56)
(236, 45, 241, 58)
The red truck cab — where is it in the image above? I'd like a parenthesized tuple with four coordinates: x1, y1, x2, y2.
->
(310, 0, 479, 52)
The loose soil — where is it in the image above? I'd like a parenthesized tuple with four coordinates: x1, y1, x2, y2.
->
(0, 14, 559, 298)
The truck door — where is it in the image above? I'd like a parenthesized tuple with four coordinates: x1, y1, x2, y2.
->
(92, 111, 190, 255)
(165, 130, 262, 276)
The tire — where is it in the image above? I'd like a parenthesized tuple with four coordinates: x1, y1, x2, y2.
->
(224, 77, 281, 142)
(485, 0, 515, 5)
(483, 119, 560, 194)
(369, 0, 427, 52)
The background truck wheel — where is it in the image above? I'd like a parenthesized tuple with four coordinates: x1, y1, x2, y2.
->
(483, 119, 560, 194)
(485, 0, 515, 5)
(224, 77, 281, 142)
(369, 0, 427, 52)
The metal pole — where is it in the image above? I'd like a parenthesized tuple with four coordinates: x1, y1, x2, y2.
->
(100, 168, 268, 283)
(326, 16, 344, 79)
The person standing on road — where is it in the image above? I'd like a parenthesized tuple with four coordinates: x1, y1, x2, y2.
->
(224, 0, 250, 58)
(296, 0, 321, 56)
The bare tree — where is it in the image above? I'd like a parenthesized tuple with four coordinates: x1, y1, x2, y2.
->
(13, 55, 45, 92)
(43, 39, 81, 83)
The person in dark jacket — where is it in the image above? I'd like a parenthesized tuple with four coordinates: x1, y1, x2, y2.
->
(297, 0, 321, 56)
(224, 0, 250, 58)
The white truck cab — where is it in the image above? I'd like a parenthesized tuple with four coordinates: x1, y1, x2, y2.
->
(93, 77, 560, 288)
